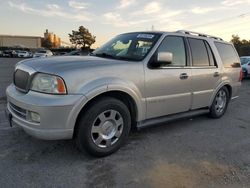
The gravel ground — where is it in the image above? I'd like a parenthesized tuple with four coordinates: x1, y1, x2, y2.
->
(0, 58, 249, 188)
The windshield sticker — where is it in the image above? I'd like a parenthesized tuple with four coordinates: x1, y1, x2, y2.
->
(137, 34, 155, 39)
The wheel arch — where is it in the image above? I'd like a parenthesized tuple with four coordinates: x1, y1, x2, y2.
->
(209, 83, 232, 107)
(73, 90, 140, 138)
(224, 84, 232, 99)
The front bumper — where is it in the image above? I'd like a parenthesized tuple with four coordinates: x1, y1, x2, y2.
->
(6, 84, 86, 140)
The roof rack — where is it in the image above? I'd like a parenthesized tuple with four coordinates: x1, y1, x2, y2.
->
(176, 30, 223, 41)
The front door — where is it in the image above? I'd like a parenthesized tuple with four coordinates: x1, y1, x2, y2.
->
(145, 36, 192, 119)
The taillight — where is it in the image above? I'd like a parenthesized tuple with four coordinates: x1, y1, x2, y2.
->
(239, 69, 243, 82)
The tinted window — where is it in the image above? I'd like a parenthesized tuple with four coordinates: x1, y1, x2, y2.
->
(205, 42, 216, 66)
(188, 38, 210, 66)
(157, 36, 186, 66)
(215, 42, 240, 68)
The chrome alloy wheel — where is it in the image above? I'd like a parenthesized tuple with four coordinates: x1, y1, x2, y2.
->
(91, 110, 124, 148)
(215, 90, 227, 113)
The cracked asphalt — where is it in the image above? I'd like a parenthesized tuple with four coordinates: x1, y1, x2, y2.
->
(0, 58, 249, 188)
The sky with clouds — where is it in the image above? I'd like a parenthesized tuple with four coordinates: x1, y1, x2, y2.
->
(0, 0, 250, 47)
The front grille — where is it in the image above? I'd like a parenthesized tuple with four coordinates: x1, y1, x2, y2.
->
(9, 102, 27, 119)
(14, 69, 30, 92)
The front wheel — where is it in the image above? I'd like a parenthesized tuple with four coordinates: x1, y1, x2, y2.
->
(209, 87, 229, 118)
(75, 97, 131, 157)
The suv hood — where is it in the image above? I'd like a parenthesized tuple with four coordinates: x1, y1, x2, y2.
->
(17, 56, 127, 74)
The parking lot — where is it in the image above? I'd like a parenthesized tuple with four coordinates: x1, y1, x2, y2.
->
(0, 58, 249, 188)
(0, 57, 24, 98)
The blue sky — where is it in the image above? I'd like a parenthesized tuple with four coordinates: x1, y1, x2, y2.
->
(1, 0, 250, 47)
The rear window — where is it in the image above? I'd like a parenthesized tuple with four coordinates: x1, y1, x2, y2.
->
(215, 42, 240, 68)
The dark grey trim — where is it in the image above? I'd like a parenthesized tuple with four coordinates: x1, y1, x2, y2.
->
(137, 108, 209, 129)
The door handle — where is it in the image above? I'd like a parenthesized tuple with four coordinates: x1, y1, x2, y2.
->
(214, 72, 220, 77)
(180, 73, 189, 80)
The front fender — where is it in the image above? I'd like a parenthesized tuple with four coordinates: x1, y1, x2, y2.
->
(108, 79, 146, 121)
(76, 77, 146, 121)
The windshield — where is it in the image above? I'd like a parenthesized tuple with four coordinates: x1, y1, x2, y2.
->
(92, 33, 161, 61)
(240, 57, 250, 65)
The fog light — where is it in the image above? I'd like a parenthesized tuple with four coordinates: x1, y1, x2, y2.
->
(28, 111, 40, 123)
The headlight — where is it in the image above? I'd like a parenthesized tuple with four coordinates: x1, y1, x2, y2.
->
(30, 73, 67, 94)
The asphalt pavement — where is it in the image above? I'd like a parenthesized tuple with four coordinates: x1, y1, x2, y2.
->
(0, 57, 24, 98)
(0, 58, 249, 188)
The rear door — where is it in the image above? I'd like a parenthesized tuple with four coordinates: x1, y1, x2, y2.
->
(188, 38, 221, 109)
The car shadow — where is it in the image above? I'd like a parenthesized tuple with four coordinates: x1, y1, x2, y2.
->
(0, 114, 207, 163)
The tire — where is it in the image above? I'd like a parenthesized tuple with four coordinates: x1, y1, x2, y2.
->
(75, 97, 131, 157)
(209, 87, 229, 118)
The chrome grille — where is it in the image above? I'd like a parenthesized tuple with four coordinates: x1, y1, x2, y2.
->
(9, 102, 27, 119)
(14, 69, 30, 92)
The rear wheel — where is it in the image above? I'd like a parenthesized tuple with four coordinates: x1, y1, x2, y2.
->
(209, 87, 229, 118)
(75, 97, 131, 157)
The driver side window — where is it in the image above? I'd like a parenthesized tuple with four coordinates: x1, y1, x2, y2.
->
(158, 36, 186, 67)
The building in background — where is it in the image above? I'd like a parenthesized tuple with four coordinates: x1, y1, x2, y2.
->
(0, 35, 41, 48)
(0, 30, 62, 49)
(43, 29, 61, 48)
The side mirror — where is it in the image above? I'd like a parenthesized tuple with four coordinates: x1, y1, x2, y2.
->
(157, 52, 173, 65)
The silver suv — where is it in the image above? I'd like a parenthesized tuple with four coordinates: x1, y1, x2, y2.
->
(6, 30, 242, 156)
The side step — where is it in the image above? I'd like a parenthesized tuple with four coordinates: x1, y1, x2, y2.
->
(137, 108, 209, 129)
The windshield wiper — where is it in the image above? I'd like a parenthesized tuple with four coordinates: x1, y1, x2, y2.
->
(94, 52, 138, 61)
(114, 56, 137, 61)
(94, 53, 116, 59)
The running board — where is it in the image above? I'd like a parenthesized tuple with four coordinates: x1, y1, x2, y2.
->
(231, 96, 239, 100)
(137, 108, 209, 129)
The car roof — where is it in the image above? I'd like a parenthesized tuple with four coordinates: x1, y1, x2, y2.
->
(122, 30, 228, 43)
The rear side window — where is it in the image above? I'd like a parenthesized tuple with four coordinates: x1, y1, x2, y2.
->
(205, 42, 216, 66)
(188, 38, 210, 67)
(215, 42, 240, 68)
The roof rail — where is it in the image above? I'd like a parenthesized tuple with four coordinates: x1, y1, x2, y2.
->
(176, 30, 223, 41)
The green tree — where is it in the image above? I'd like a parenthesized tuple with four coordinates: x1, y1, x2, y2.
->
(69, 26, 96, 49)
(231, 35, 250, 56)
(42, 38, 53, 49)
(231, 35, 241, 47)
